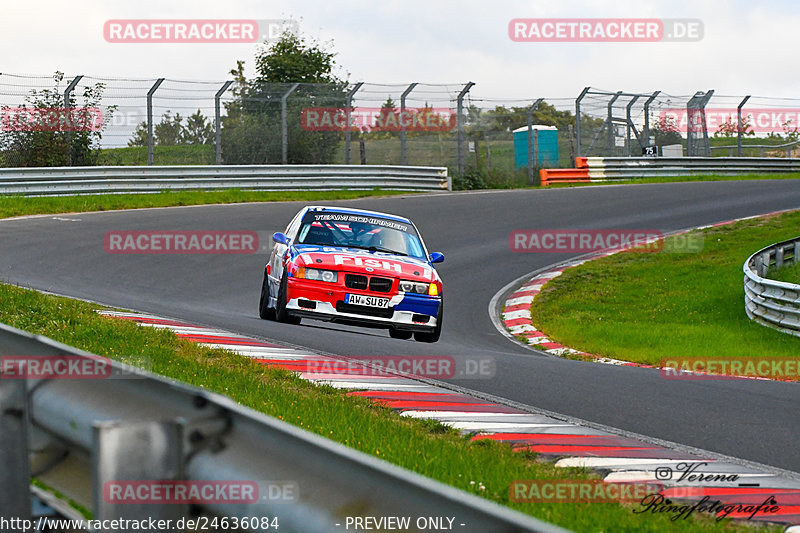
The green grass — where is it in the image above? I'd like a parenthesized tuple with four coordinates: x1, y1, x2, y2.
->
(98, 144, 215, 165)
(0, 189, 412, 220)
(0, 283, 774, 532)
(770, 260, 800, 284)
(530, 211, 800, 368)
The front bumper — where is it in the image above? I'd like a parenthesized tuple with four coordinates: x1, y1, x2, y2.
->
(286, 278, 440, 331)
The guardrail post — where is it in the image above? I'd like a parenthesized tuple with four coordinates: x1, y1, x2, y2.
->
(642, 91, 660, 149)
(686, 89, 714, 156)
(456, 82, 475, 176)
(215, 81, 234, 165)
(527, 98, 544, 185)
(575, 87, 590, 157)
(93, 420, 186, 521)
(147, 78, 165, 166)
(400, 83, 418, 165)
(0, 375, 31, 519)
(344, 82, 363, 164)
(281, 83, 300, 165)
(64, 75, 83, 166)
(737, 95, 751, 157)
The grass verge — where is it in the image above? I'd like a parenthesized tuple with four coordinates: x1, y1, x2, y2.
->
(0, 189, 414, 220)
(530, 210, 800, 370)
(0, 283, 774, 532)
(771, 259, 800, 285)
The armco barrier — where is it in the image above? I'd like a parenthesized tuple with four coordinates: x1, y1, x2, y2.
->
(743, 236, 800, 337)
(0, 165, 450, 196)
(541, 157, 800, 185)
(0, 322, 565, 533)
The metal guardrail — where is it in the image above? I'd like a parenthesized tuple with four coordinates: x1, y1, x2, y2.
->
(582, 156, 800, 180)
(0, 322, 566, 533)
(743, 237, 800, 338)
(711, 140, 800, 158)
(0, 165, 451, 196)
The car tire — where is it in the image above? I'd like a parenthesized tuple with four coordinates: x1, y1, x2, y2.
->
(276, 273, 301, 325)
(259, 269, 276, 320)
(389, 328, 413, 340)
(414, 301, 443, 343)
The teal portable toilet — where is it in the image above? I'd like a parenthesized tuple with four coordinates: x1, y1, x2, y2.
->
(513, 125, 558, 168)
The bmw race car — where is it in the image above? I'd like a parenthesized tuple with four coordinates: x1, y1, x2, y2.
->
(259, 206, 444, 342)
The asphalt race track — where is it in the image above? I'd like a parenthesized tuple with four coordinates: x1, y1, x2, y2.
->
(2, 180, 799, 473)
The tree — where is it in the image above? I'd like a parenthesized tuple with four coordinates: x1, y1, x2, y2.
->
(0, 72, 111, 167)
(714, 115, 754, 138)
(221, 31, 347, 164)
(184, 110, 214, 145)
(153, 111, 184, 146)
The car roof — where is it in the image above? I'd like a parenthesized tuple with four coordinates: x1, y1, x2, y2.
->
(304, 205, 412, 224)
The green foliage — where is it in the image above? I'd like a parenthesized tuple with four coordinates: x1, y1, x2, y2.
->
(128, 110, 213, 147)
(0, 72, 112, 167)
(221, 31, 347, 164)
(452, 168, 487, 190)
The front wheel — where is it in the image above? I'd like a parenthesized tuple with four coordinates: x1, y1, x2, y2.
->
(258, 269, 275, 320)
(275, 274, 301, 325)
(414, 301, 443, 343)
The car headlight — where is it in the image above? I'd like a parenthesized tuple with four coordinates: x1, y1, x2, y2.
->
(298, 267, 338, 283)
(400, 280, 430, 294)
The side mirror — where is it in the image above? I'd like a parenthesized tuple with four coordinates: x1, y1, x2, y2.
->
(429, 252, 444, 264)
(272, 232, 289, 245)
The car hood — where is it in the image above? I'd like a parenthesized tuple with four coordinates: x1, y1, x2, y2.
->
(292, 245, 436, 281)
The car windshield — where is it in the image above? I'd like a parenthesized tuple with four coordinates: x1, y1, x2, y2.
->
(295, 211, 426, 259)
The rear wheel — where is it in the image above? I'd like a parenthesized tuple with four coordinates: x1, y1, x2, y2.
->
(258, 269, 275, 320)
(414, 301, 443, 343)
(276, 274, 301, 325)
(389, 328, 413, 340)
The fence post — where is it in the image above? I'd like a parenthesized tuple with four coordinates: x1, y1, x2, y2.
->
(345, 82, 363, 164)
(214, 81, 233, 165)
(281, 83, 300, 164)
(575, 87, 590, 157)
(642, 91, 660, 148)
(737, 95, 751, 157)
(625, 95, 640, 156)
(147, 78, 165, 166)
(400, 83, 418, 165)
(527, 98, 544, 185)
(64, 75, 83, 166)
(456, 82, 475, 176)
(607, 91, 622, 156)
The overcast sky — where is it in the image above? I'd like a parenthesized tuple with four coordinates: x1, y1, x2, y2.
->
(2, 0, 797, 101)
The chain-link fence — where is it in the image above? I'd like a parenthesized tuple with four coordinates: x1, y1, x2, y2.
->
(2, 73, 799, 185)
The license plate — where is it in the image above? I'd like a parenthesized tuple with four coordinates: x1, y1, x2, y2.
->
(345, 294, 390, 308)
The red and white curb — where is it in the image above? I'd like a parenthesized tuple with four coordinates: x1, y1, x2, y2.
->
(99, 309, 800, 529)
(501, 208, 800, 373)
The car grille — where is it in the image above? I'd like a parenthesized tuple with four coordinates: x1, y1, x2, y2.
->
(345, 274, 368, 290)
(336, 302, 394, 318)
(368, 277, 393, 293)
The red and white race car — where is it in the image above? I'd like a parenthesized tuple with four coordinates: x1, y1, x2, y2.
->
(259, 206, 444, 342)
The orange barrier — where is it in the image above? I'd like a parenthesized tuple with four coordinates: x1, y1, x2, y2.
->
(539, 168, 590, 186)
(575, 157, 589, 168)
